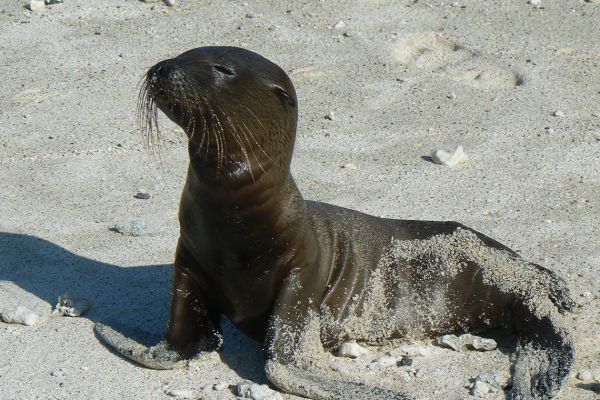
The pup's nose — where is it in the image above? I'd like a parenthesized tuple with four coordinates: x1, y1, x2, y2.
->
(147, 59, 178, 89)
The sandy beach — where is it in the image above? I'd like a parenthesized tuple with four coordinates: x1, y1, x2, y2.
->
(0, 0, 598, 399)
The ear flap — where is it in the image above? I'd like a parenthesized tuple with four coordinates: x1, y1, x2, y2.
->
(272, 84, 296, 108)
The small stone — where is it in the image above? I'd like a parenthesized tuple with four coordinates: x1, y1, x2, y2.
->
(471, 380, 494, 396)
(28, 0, 45, 11)
(237, 380, 283, 400)
(134, 191, 151, 200)
(475, 373, 504, 389)
(45, 0, 63, 4)
(164, 388, 198, 399)
(431, 145, 467, 167)
(0, 306, 40, 326)
(337, 342, 369, 358)
(368, 355, 397, 370)
(112, 218, 158, 237)
(528, 0, 541, 5)
(325, 111, 335, 120)
(341, 163, 357, 170)
(333, 20, 346, 29)
(546, 127, 555, 134)
(164, 0, 175, 5)
(50, 369, 64, 377)
(246, 12, 262, 18)
(552, 109, 564, 117)
(577, 370, 593, 381)
(213, 382, 228, 391)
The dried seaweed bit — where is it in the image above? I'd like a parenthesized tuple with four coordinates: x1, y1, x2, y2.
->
(53, 294, 91, 317)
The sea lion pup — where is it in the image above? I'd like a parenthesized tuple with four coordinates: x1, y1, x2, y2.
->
(95, 46, 575, 399)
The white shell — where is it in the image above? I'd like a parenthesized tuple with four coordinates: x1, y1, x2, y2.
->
(437, 333, 497, 352)
(28, 0, 45, 11)
(431, 145, 467, 167)
(337, 342, 369, 358)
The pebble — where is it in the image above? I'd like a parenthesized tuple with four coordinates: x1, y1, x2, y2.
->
(341, 163, 357, 170)
(552, 109, 564, 117)
(431, 145, 467, 167)
(52, 294, 91, 317)
(437, 334, 497, 352)
(368, 355, 397, 370)
(0, 306, 40, 326)
(28, 0, 45, 11)
(474, 373, 504, 389)
(164, 388, 198, 399)
(134, 191, 152, 200)
(164, 0, 175, 5)
(112, 218, 158, 237)
(333, 20, 346, 30)
(528, 0, 542, 6)
(50, 368, 64, 377)
(576, 291, 595, 306)
(213, 382, 228, 391)
(246, 12, 262, 18)
(582, 291, 594, 300)
(45, 0, 64, 4)
(471, 380, 496, 396)
(325, 111, 335, 120)
(337, 342, 369, 358)
(577, 370, 593, 381)
(546, 127, 555, 134)
(237, 380, 283, 400)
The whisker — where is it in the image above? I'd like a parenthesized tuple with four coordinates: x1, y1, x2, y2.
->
(220, 110, 256, 183)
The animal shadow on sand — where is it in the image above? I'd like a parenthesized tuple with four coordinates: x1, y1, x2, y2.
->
(0, 232, 267, 383)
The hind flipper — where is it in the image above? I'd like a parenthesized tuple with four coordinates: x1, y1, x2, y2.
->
(266, 268, 410, 400)
(510, 304, 575, 399)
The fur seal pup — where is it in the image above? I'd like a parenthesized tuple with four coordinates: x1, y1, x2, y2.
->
(95, 46, 575, 399)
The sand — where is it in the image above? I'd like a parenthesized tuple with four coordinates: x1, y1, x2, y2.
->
(0, 0, 598, 399)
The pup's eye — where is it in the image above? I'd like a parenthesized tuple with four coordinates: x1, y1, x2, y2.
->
(212, 64, 235, 76)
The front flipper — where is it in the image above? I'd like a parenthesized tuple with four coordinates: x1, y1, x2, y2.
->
(94, 323, 188, 370)
(95, 246, 222, 369)
(264, 266, 409, 400)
